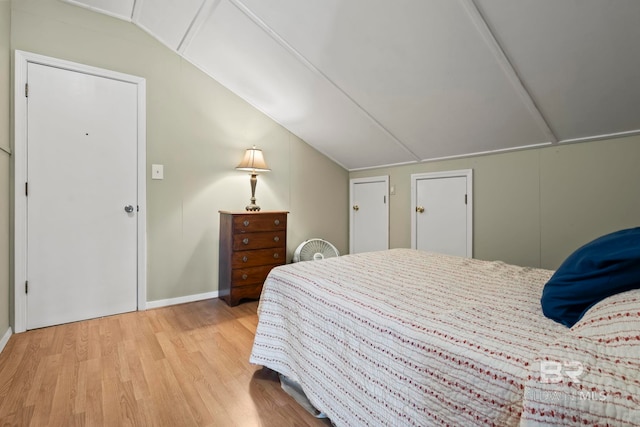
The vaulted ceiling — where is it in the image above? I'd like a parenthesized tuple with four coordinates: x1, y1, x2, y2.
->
(62, 0, 640, 170)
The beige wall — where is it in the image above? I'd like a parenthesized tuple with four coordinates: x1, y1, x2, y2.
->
(1, 0, 11, 340)
(350, 136, 640, 270)
(5, 0, 638, 333)
(8, 0, 348, 306)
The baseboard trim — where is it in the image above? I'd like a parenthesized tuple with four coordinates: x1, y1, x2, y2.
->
(0, 327, 13, 354)
(146, 291, 219, 310)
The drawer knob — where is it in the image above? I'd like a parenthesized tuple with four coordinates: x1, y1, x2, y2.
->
(243, 220, 250, 227)
(242, 274, 248, 280)
(274, 219, 280, 226)
(273, 253, 279, 259)
(242, 238, 249, 245)
(273, 236, 279, 242)
(242, 256, 248, 262)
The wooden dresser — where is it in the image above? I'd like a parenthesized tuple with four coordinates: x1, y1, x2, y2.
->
(218, 211, 288, 306)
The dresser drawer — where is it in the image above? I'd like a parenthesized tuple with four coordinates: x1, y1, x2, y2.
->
(233, 213, 287, 233)
(231, 247, 286, 269)
(231, 265, 274, 286)
(232, 231, 285, 251)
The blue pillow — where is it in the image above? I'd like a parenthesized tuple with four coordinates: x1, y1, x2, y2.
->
(541, 227, 640, 327)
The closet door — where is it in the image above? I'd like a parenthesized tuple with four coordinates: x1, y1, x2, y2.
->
(411, 170, 472, 257)
(350, 176, 389, 254)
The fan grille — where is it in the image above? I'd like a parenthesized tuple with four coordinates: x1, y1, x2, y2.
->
(294, 239, 339, 262)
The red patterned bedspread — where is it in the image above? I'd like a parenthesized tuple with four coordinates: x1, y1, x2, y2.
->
(249, 249, 635, 426)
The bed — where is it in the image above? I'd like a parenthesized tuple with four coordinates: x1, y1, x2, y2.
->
(249, 248, 640, 426)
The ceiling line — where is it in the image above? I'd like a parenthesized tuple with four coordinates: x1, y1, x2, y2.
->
(350, 141, 557, 172)
(177, 0, 223, 55)
(229, 0, 422, 163)
(63, 0, 133, 21)
(347, 160, 419, 173)
(420, 141, 553, 164)
(131, 0, 142, 22)
(559, 129, 640, 145)
(462, 0, 558, 145)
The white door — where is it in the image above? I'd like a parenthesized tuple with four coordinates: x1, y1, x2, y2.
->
(411, 170, 472, 257)
(25, 62, 139, 329)
(350, 176, 389, 253)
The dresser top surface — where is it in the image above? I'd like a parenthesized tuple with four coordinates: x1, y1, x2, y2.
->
(219, 210, 289, 215)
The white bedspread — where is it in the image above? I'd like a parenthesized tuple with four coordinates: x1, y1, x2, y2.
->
(248, 249, 590, 425)
(521, 289, 640, 426)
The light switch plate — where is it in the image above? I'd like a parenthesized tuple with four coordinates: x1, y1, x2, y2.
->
(152, 164, 164, 180)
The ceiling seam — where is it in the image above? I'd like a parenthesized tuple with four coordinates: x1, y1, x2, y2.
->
(229, 0, 422, 163)
(61, 0, 133, 22)
(350, 142, 553, 172)
(177, 0, 223, 55)
(130, 0, 141, 22)
(462, 0, 559, 145)
(559, 128, 640, 145)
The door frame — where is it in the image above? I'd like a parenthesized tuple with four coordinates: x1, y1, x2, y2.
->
(13, 50, 147, 333)
(349, 175, 389, 254)
(410, 169, 473, 256)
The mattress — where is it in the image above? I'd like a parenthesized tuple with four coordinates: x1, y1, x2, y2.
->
(250, 248, 573, 425)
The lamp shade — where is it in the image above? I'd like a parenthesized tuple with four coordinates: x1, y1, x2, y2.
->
(236, 146, 270, 172)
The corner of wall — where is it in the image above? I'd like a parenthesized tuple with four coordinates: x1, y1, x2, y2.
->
(1, 0, 13, 342)
(0, 326, 11, 354)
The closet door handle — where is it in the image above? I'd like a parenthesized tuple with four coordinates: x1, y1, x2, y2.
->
(416, 206, 425, 213)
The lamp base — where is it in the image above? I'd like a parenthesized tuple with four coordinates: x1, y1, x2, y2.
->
(245, 174, 261, 211)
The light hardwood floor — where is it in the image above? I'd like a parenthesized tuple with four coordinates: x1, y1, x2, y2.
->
(0, 299, 332, 427)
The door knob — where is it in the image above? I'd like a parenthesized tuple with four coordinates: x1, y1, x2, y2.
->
(416, 206, 425, 213)
(353, 205, 359, 211)
(124, 205, 134, 213)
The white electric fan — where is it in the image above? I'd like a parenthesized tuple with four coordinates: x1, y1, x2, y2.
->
(293, 238, 340, 262)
